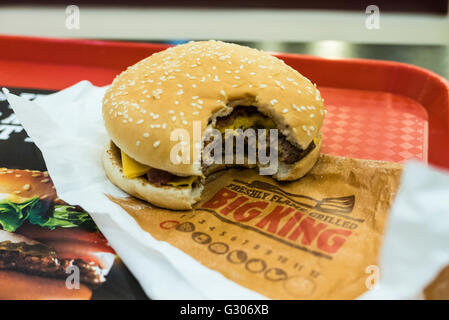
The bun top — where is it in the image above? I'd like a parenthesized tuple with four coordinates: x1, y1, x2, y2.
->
(0, 168, 58, 202)
(102, 40, 325, 176)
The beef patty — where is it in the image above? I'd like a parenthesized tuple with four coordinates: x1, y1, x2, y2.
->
(213, 106, 315, 164)
(0, 244, 106, 285)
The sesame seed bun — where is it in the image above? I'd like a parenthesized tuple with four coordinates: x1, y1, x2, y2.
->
(102, 40, 325, 178)
(0, 168, 57, 202)
(103, 141, 203, 210)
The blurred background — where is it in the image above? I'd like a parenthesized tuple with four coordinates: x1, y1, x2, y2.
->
(0, 1, 448, 78)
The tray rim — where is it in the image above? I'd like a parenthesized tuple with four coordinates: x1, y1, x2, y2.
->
(1, 35, 448, 168)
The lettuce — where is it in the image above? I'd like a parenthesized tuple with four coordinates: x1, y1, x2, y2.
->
(0, 197, 96, 232)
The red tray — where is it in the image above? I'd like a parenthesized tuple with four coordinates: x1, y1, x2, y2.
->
(1, 35, 448, 169)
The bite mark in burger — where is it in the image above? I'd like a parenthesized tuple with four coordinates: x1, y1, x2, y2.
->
(102, 40, 325, 210)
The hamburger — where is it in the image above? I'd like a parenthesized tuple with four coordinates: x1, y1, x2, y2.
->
(0, 168, 115, 299)
(102, 40, 325, 210)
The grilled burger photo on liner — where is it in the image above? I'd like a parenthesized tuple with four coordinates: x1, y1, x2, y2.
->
(0, 168, 115, 299)
(102, 40, 325, 210)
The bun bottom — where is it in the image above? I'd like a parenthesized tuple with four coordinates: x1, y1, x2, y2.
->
(203, 134, 322, 181)
(103, 134, 321, 209)
(273, 133, 322, 181)
(103, 141, 203, 210)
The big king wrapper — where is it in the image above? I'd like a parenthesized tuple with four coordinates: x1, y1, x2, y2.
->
(4, 81, 449, 299)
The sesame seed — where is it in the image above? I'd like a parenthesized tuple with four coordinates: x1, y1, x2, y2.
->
(282, 108, 288, 113)
(143, 133, 149, 138)
(172, 116, 177, 121)
(270, 99, 278, 105)
(153, 141, 160, 148)
(169, 110, 175, 114)
(23, 184, 30, 191)
(136, 140, 141, 146)
(310, 114, 315, 118)
(259, 84, 267, 88)
(182, 120, 188, 125)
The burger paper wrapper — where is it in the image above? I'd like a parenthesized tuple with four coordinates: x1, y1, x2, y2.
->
(4, 81, 449, 299)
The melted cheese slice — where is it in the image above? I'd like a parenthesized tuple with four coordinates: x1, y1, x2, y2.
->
(167, 175, 198, 188)
(218, 114, 275, 133)
(121, 150, 150, 179)
(121, 150, 198, 187)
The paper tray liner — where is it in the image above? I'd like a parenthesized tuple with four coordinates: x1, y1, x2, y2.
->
(107, 154, 402, 299)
